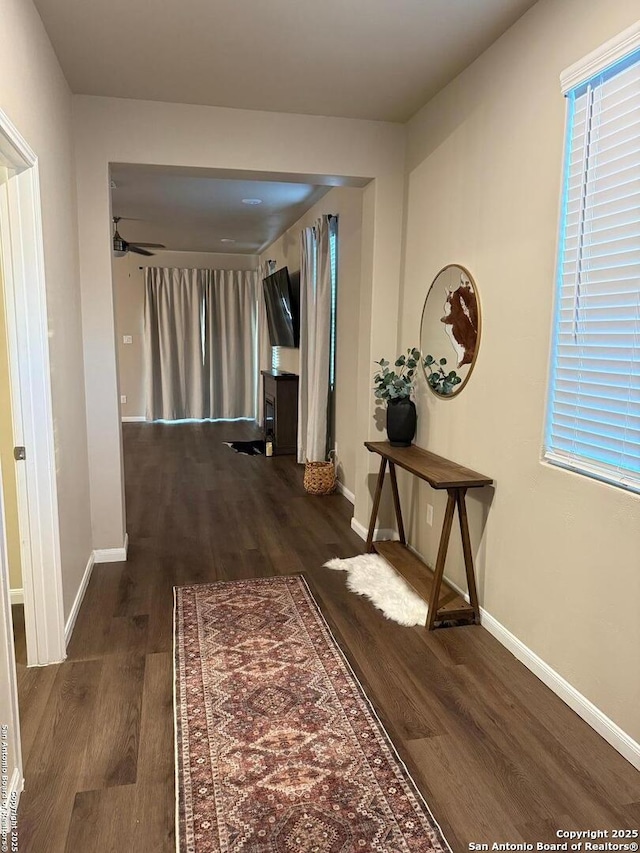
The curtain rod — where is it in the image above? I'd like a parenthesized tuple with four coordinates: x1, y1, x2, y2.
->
(138, 213, 337, 270)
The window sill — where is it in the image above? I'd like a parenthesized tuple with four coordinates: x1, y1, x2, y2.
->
(541, 451, 640, 497)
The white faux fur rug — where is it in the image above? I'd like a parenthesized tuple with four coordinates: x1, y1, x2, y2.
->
(324, 553, 428, 627)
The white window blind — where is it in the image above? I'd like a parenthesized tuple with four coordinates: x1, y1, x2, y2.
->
(329, 218, 338, 390)
(545, 46, 640, 492)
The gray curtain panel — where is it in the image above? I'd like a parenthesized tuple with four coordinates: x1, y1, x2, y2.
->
(144, 268, 208, 421)
(297, 227, 315, 463)
(203, 269, 259, 420)
(297, 216, 332, 462)
(144, 267, 259, 421)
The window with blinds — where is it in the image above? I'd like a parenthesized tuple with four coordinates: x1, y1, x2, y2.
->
(329, 218, 338, 391)
(545, 44, 640, 493)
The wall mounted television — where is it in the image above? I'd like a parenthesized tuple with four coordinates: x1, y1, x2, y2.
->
(263, 266, 300, 348)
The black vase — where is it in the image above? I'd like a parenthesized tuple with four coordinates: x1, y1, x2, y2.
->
(386, 398, 417, 447)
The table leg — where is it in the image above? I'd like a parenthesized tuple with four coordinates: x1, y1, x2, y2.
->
(388, 462, 406, 545)
(456, 488, 481, 623)
(427, 489, 457, 630)
(365, 457, 387, 552)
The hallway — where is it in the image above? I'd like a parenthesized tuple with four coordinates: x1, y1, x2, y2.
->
(15, 422, 640, 852)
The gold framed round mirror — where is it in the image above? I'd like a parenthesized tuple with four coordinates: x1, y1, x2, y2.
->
(420, 264, 481, 398)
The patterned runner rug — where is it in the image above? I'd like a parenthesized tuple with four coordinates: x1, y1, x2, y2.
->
(174, 575, 450, 852)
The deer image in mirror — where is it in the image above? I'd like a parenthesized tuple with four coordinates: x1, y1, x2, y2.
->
(420, 264, 481, 397)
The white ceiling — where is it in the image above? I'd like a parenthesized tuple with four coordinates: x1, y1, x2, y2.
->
(110, 164, 342, 253)
(34, 0, 537, 122)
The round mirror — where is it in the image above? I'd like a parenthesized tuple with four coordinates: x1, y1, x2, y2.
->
(420, 264, 481, 397)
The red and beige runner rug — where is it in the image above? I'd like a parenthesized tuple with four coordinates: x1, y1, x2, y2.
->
(174, 575, 450, 852)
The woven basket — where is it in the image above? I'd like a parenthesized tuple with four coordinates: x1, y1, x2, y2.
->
(303, 455, 337, 495)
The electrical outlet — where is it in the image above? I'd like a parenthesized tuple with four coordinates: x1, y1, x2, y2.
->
(426, 504, 434, 526)
(120, 395, 127, 405)
(123, 335, 133, 344)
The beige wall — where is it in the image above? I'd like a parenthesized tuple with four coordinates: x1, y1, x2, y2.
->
(260, 186, 364, 494)
(113, 250, 258, 419)
(0, 0, 92, 618)
(73, 95, 406, 550)
(0, 253, 21, 591)
(400, 0, 640, 742)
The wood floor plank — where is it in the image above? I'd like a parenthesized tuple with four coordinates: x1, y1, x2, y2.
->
(623, 802, 640, 824)
(445, 651, 637, 825)
(516, 813, 581, 845)
(18, 660, 103, 853)
(407, 733, 526, 847)
(15, 661, 59, 767)
(77, 653, 146, 792)
(444, 626, 640, 803)
(12, 421, 639, 852)
(64, 785, 137, 853)
(106, 614, 150, 656)
(136, 653, 174, 785)
(114, 563, 153, 619)
(132, 781, 174, 853)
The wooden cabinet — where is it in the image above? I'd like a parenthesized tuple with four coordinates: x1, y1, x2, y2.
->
(261, 370, 299, 455)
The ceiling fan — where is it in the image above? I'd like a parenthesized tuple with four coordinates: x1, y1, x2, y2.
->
(112, 217, 166, 257)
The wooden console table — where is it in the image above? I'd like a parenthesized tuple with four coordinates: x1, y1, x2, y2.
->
(364, 441, 492, 629)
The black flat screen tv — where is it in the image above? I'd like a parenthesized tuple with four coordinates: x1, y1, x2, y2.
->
(263, 266, 299, 348)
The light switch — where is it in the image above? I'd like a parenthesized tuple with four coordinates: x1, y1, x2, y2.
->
(123, 335, 133, 344)
(120, 395, 127, 404)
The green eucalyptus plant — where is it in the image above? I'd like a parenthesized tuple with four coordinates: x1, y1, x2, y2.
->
(373, 347, 424, 403)
(373, 348, 463, 401)
(423, 354, 462, 396)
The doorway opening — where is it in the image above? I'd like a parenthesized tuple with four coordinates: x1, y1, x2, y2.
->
(109, 164, 362, 491)
(0, 107, 66, 672)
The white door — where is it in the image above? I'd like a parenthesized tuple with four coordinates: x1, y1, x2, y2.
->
(0, 108, 65, 666)
(0, 211, 22, 608)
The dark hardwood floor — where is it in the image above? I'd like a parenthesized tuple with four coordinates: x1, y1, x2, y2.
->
(14, 421, 640, 851)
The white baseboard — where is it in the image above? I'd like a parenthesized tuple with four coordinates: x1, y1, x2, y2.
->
(350, 516, 398, 544)
(9, 588, 23, 606)
(64, 552, 95, 647)
(121, 416, 146, 423)
(405, 541, 640, 772)
(93, 532, 129, 564)
(480, 601, 640, 770)
(64, 534, 130, 646)
(336, 481, 355, 504)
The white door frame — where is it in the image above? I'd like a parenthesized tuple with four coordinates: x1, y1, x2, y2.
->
(0, 461, 23, 812)
(0, 107, 65, 666)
